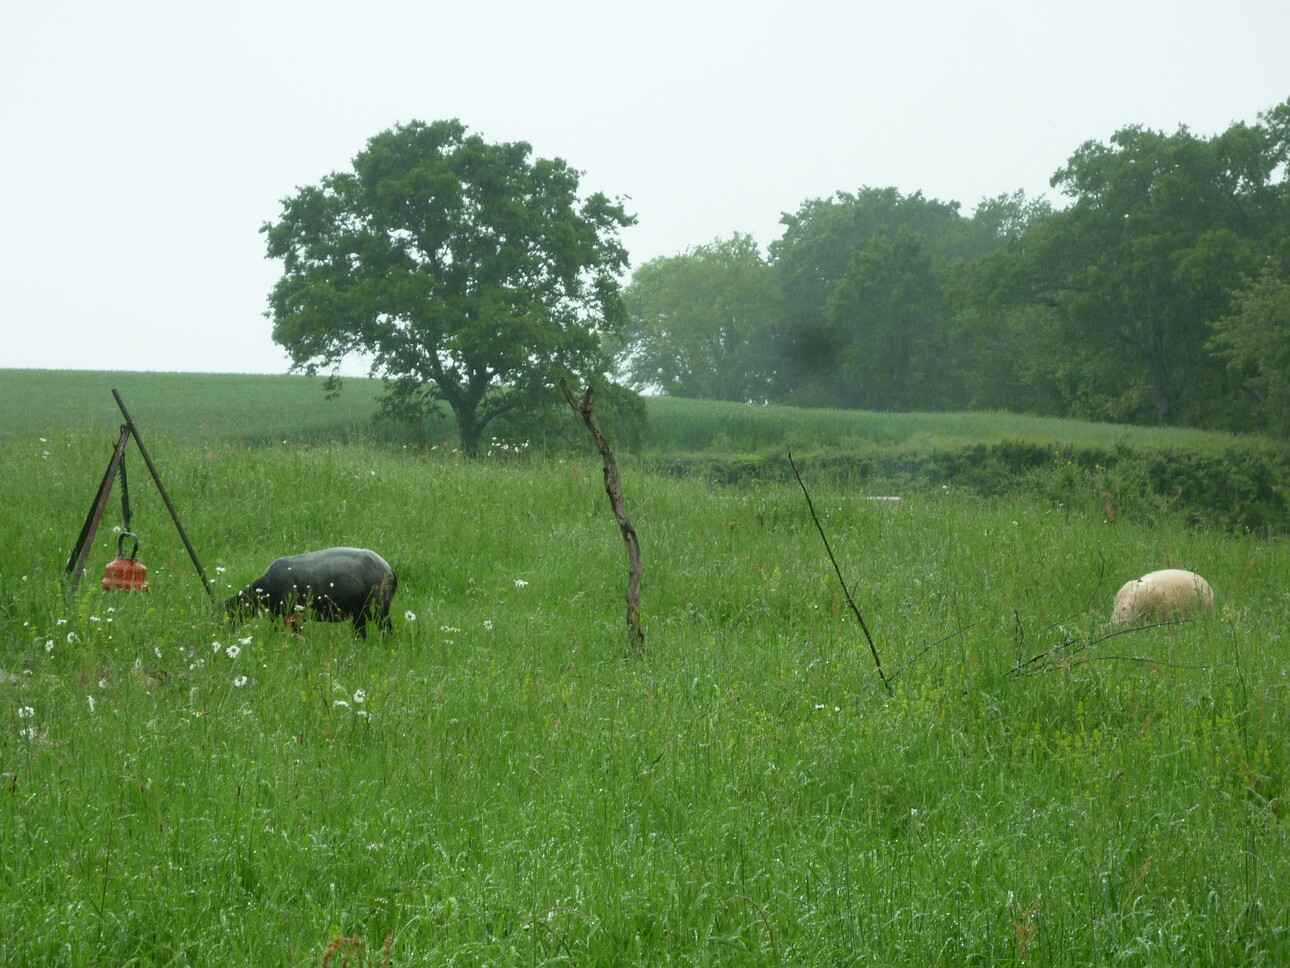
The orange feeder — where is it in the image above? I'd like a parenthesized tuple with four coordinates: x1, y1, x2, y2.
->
(103, 532, 149, 592)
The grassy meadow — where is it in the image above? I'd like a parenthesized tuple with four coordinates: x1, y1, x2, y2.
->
(2, 369, 1290, 966)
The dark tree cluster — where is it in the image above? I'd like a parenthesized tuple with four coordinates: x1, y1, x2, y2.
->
(619, 99, 1290, 436)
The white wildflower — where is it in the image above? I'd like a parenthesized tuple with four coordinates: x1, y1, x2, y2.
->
(353, 690, 366, 704)
(514, 579, 529, 588)
(404, 610, 416, 622)
(17, 706, 34, 719)
(225, 644, 241, 659)
(87, 696, 96, 713)
(67, 631, 79, 644)
(233, 675, 248, 688)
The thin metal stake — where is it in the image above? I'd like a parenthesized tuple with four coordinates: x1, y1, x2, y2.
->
(65, 424, 131, 596)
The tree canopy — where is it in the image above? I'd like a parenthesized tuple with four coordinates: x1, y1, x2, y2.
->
(620, 234, 775, 402)
(824, 230, 951, 411)
(1008, 115, 1288, 425)
(613, 99, 1290, 436)
(1209, 265, 1290, 436)
(263, 119, 636, 454)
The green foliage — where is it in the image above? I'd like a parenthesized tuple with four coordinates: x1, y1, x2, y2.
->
(983, 103, 1290, 428)
(486, 379, 650, 455)
(619, 234, 775, 402)
(616, 98, 1290, 435)
(617, 186, 1049, 412)
(1209, 265, 1290, 436)
(655, 442, 1290, 534)
(765, 186, 983, 404)
(263, 118, 635, 455)
(825, 230, 952, 410)
(2, 420, 1289, 965)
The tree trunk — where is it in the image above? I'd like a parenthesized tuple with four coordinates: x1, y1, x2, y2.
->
(1140, 339, 1175, 426)
(453, 404, 484, 456)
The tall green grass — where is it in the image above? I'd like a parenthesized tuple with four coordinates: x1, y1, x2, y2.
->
(2, 420, 1288, 965)
(640, 395, 1253, 455)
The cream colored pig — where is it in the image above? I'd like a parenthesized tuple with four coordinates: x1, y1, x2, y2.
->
(1111, 568, 1214, 628)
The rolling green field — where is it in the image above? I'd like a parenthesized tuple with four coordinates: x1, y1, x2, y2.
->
(0, 368, 1256, 454)
(2, 370, 1289, 966)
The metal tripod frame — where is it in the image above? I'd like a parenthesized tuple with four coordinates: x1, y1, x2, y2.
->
(65, 390, 217, 603)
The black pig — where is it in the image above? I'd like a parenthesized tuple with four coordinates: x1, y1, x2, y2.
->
(224, 547, 397, 637)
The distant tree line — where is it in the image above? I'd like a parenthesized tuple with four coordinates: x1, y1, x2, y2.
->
(619, 99, 1290, 437)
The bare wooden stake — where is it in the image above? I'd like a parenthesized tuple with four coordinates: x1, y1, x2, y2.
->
(561, 380, 645, 655)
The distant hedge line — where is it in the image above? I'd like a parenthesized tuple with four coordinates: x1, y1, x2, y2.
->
(646, 440, 1290, 535)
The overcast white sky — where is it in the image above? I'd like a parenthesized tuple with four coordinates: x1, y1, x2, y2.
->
(3, 0, 1288, 376)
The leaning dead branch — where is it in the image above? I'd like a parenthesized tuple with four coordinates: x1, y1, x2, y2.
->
(561, 380, 645, 656)
(885, 621, 980, 684)
(1005, 619, 1206, 679)
(789, 451, 893, 696)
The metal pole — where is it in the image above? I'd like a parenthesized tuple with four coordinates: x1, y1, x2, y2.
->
(111, 389, 219, 605)
(65, 424, 131, 595)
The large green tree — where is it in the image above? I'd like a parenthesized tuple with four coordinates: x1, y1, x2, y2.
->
(263, 119, 635, 454)
(619, 234, 775, 401)
(1007, 104, 1290, 426)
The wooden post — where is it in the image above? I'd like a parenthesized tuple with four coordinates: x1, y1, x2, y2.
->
(560, 380, 645, 655)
